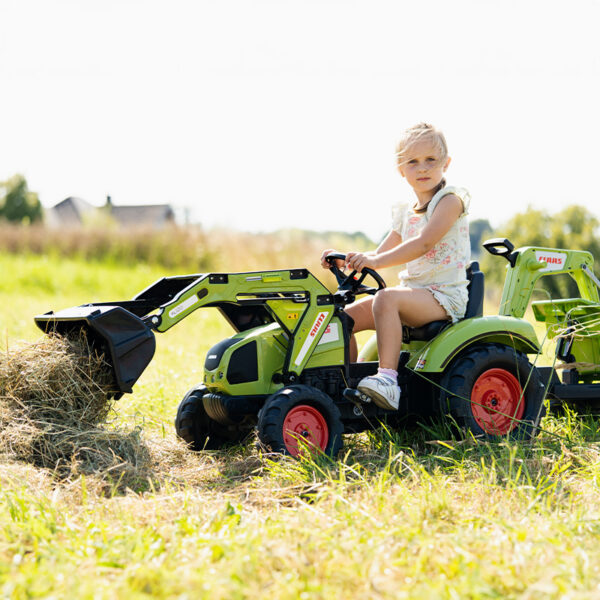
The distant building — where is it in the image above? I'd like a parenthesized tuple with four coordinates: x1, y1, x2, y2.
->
(45, 196, 176, 228)
(106, 196, 176, 228)
(45, 196, 96, 227)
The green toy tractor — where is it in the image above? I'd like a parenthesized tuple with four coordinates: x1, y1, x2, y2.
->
(34, 239, 600, 456)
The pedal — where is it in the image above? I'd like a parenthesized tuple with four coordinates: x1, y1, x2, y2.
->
(343, 387, 372, 404)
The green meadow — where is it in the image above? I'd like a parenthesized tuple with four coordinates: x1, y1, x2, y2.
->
(1, 250, 600, 599)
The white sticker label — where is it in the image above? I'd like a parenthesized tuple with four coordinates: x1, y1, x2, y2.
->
(168, 294, 199, 318)
(294, 311, 329, 366)
(317, 322, 339, 345)
(534, 251, 567, 272)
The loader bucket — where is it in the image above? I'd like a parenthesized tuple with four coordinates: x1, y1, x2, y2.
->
(35, 305, 156, 396)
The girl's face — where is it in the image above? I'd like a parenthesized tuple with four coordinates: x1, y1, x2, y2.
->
(397, 138, 451, 195)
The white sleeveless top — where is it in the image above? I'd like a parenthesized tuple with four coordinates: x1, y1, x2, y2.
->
(391, 185, 471, 322)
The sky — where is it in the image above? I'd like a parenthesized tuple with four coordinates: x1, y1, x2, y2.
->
(1, 0, 599, 242)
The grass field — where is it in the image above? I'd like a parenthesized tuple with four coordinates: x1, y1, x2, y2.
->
(2, 252, 600, 599)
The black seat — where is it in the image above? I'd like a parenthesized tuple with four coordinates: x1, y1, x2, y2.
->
(463, 261, 484, 319)
(403, 261, 484, 342)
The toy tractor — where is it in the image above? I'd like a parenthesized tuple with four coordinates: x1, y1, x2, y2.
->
(34, 239, 600, 457)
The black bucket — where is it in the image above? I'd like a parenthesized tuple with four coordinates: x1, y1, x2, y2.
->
(35, 305, 156, 396)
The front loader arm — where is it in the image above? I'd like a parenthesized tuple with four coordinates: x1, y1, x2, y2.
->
(147, 269, 336, 378)
(35, 268, 339, 394)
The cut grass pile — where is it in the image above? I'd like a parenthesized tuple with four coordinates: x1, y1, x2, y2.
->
(0, 334, 151, 490)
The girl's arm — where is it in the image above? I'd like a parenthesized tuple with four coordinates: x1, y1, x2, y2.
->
(321, 230, 402, 269)
(374, 230, 403, 254)
(347, 195, 463, 271)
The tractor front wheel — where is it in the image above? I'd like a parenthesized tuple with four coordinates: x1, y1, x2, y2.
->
(175, 386, 252, 450)
(257, 385, 344, 457)
(440, 344, 546, 440)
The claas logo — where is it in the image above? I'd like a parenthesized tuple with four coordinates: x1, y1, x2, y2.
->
(534, 250, 567, 271)
(310, 313, 327, 337)
(537, 255, 563, 265)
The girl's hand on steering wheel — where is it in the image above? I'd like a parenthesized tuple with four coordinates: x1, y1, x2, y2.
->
(346, 252, 377, 272)
(321, 249, 345, 269)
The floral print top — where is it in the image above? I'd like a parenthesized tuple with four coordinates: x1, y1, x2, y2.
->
(391, 185, 471, 322)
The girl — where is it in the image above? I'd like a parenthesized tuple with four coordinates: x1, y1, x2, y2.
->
(321, 123, 471, 410)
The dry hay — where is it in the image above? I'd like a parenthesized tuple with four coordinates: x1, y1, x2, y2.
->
(0, 333, 152, 490)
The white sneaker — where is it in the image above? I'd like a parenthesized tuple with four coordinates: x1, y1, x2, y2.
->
(357, 374, 400, 410)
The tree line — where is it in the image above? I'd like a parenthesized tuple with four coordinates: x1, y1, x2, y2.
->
(2, 174, 599, 299)
(478, 205, 600, 299)
(0, 175, 42, 224)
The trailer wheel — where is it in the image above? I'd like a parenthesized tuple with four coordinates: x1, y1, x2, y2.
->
(257, 385, 344, 457)
(440, 344, 546, 439)
(175, 386, 251, 450)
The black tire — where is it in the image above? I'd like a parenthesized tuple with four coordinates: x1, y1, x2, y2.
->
(257, 385, 344, 457)
(175, 386, 252, 450)
(439, 344, 546, 440)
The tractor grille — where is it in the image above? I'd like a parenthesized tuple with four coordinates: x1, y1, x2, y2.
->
(227, 341, 258, 384)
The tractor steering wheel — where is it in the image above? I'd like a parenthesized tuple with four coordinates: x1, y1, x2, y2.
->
(325, 252, 386, 300)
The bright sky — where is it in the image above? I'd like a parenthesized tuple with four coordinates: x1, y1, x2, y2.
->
(1, 0, 599, 241)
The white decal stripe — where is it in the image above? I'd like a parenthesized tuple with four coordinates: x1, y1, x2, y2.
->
(293, 311, 329, 366)
(317, 322, 339, 345)
(168, 294, 199, 318)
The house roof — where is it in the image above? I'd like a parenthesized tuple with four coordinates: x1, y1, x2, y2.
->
(109, 204, 175, 227)
(48, 196, 95, 224)
(45, 198, 176, 228)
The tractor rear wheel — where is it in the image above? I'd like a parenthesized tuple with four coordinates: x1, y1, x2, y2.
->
(257, 385, 344, 457)
(175, 386, 252, 450)
(439, 344, 546, 440)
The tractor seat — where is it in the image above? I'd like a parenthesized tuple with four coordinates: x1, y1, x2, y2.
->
(402, 261, 485, 343)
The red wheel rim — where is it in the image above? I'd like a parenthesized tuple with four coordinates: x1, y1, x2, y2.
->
(283, 404, 329, 457)
(471, 368, 525, 435)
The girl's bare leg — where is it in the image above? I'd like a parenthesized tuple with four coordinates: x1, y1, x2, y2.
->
(373, 287, 449, 369)
(344, 295, 375, 362)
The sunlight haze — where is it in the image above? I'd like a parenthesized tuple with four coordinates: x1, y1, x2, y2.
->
(1, 0, 599, 242)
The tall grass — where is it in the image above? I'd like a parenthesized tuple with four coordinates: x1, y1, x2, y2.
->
(2, 420, 600, 598)
(2, 247, 600, 597)
(0, 223, 373, 273)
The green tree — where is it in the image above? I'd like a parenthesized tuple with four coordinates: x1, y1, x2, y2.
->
(480, 204, 600, 300)
(0, 174, 42, 224)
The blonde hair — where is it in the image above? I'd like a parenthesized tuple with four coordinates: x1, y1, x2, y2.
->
(396, 122, 448, 167)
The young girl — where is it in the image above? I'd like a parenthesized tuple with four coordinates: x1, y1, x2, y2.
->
(321, 122, 471, 410)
